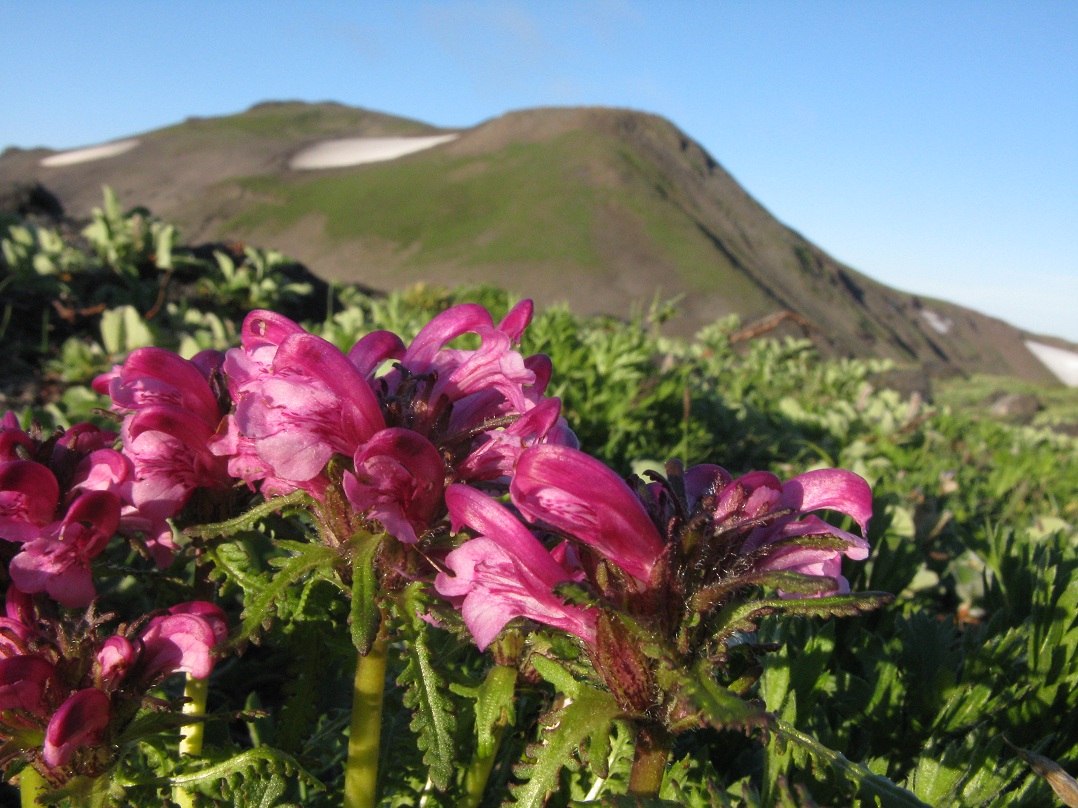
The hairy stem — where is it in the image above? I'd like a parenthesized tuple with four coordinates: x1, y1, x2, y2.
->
(627, 723, 671, 798)
(343, 634, 389, 808)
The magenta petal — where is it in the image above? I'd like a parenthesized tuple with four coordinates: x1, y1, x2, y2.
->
(240, 309, 306, 350)
(96, 636, 137, 690)
(43, 688, 111, 767)
(167, 601, 229, 645)
(0, 656, 56, 715)
(497, 299, 534, 342)
(525, 354, 553, 395)
(438, 486, 597, 649)
(348, 330, 406, 378)
(512, 445, 664, 582)
(273, 333, 385, 443)
(457, 397, 565, 482)
(0, 460, 60, 541)
(683, 464, 733, 509)
(344, 429, 445, 544)
(106, 347, 220, 420)
(402, 303, 493, 368)
(446, 485, 560, 573)
(138, 613, 218, 680)
(781, 469, 873, 534)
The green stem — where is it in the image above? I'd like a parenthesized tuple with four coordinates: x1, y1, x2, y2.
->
(627, 723, 671, 798)
(19, 765, 47, 808)
(343, 634, 389, 808)
(460, 665, 518, 808)
(461, 721, 507, 808)
(173, 674, 210, 808)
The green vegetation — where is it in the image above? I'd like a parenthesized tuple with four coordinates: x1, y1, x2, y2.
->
(2, 196, 1076, 806)
(156, 101, 437, 142)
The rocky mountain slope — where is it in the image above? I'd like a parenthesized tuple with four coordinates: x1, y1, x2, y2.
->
(1, 101, 1067, 383)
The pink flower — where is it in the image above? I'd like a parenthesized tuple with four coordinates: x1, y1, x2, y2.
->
(94, 347, 231, 522)
(0, 655, 56, 717)
(0, 460, 59, 543)
(456, 397, 573, 483)
(726, 468, 872, 596)
(137, 603, 226, 681)
(436, 486, 597, 650)
(343, 429, 445, 544)
(218, 313, 385, 488)
(511, 445, 665, 583)
(42, 688, 111, 767)
(95, 636, 137, 691)
(93, 347, 223, 423)
(9, 491, 122, 608)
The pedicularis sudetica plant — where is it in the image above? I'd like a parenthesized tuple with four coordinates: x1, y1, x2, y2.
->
(0, 298, 915, 808)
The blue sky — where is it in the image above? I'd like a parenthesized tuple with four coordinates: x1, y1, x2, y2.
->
(3, 1, 1076, 340)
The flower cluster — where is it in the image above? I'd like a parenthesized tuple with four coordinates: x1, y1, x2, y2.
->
(437, 445, 871, 707)
(3, 297, 881, 802)
(202, 303, 574, 547)
(0, 587, 225, 783)
(0, 412, 175, 606)
(1, 408, 231, 791)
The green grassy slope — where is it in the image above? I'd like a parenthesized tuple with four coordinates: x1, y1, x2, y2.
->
(0, 101, 1067, 383)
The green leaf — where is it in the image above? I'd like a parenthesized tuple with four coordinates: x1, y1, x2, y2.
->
(395, 583, 458, 791)
(451, 663, 519, 758)
(348, 530, 384, 654)
(230, 541, 339, 646)
(664, 659, 773, 734)
(169, 747, 322, 806)
(712, 592, 893, 647)
(773, 719, 930, 808)
(511, 656, 623, 808)
(185, 491, 312, 540)
(100, 304, 154, 355)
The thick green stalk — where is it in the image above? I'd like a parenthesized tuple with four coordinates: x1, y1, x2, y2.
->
(627, 724, 671, 798)
(19, 765, 47, 808)
(343, 635, 389, 808)
(173, 674, 210, 808)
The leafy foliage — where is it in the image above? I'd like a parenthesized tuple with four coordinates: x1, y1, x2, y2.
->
(2, 197, 1076, 806)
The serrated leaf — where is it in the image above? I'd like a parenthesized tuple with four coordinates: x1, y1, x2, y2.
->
(713, 592, 893, 646)
(451, 663, 518, 758)
(185, 491, 312, 540)
(232, 542, 339, 646)
(668, 660, 773, 734)
(396, 583, 457, 791)
(169, 747, 322, 805)
(349, 530, 384, 654)
(774, 719, 929, 808)
(510, 680, 625, 808)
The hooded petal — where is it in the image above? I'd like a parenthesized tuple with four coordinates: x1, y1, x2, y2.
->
(780, 469, 873, 534)
(138, 612, 219, 681)
(348, 330, 406, 379)
(401, 303, 493, 369)
(43, 688, 111, 767)
(437, 486, 597, 649)
(0, 460, 60, 542)
(512, 445, 664, 582)
(344, 429, 445, 544)
(496, 299, 534, 343)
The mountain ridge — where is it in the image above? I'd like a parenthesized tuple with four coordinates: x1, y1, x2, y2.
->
(0, 101, 1068, 384)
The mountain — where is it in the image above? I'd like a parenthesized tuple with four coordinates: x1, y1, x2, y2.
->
(0, 101, 1067, 384)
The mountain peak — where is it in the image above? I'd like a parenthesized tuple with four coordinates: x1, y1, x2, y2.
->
(0, 101, 1065, 383)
